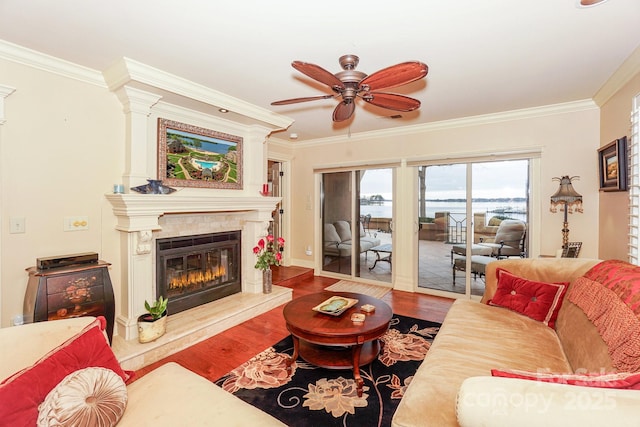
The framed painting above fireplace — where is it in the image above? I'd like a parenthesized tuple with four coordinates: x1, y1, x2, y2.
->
(158, 118, 243, 189)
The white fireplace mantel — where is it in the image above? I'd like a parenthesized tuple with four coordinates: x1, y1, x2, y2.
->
(105, 193, 281, 231)
(105, 192, 282, 340)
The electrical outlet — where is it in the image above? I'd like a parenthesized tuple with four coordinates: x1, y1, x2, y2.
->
(64, 216, 89, 231)
(10, 217, 25, 234)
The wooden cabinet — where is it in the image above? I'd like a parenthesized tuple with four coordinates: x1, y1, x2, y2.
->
(24, 261, 115, 342)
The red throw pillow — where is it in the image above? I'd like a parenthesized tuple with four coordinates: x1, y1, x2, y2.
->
(491, 368, 640, 389)
(0, 317, 133, 426)
(488, 268, 568, 328)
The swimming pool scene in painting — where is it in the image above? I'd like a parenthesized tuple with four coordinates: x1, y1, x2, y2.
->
(158, 119, 242, 189)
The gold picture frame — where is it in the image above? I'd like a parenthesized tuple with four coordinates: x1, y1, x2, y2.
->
(158, 118, 243, 189)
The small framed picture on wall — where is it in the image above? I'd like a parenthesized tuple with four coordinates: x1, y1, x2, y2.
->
(598, 136, 627, 192)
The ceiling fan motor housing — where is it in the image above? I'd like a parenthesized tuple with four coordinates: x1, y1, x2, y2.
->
(338, 54, 360, 70)
(271, 54, 428, 122)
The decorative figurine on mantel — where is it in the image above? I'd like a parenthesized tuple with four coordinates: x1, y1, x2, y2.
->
(131, 179, 177, 194)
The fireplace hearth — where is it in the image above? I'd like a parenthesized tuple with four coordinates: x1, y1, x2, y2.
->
(156, 231, 241, 315)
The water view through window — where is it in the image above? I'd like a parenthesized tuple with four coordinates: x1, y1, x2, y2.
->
(322, 161, 529, 292)
(359, 166, 527, 222)
(418, 160, 530, 297)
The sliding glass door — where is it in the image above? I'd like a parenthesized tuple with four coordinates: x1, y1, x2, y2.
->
(322, 171, 354, 276)
(417, 160, 529, 297)
(321, 168, 393, 283)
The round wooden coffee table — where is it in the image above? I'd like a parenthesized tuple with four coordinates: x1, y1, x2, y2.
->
(282, 291, 393, 396)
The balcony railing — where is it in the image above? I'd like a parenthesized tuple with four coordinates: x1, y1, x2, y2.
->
(446, 213, 466, 244)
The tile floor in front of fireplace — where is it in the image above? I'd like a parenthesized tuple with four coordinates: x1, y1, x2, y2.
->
(112, 284, 292, 371)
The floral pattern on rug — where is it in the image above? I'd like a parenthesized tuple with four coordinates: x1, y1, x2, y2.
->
(303, 376, 369, 416)
(220, 347, 296, 393)
(378, 326, 433, 366)
(387, 374, 413, 399)
(214, 314, 440, 427)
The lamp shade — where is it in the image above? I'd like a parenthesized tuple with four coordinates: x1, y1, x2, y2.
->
(550, 176, 583, 214)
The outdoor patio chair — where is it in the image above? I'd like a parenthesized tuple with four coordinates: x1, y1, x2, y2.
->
(451, 219, 526, 262)
(452, 255, 496, 284)
(360, 213, 372, 236)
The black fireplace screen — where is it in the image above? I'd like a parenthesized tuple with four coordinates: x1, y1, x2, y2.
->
(156, 231, 241, 315)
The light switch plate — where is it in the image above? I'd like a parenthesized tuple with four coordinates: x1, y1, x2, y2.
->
(10, 217, 25, 234)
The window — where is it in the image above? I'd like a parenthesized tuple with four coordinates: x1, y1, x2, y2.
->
(629, 93, 640, 264)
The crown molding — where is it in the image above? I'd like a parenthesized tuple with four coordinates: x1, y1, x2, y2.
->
(266, 137, 294, 150)
(285, 99, 597, 148)
(0, 40, 293, 133)
(103, 57, 293, 132)
(0, 40, 105, 87)
(0, 84, 16, 124)
(593, 44, 640, 107)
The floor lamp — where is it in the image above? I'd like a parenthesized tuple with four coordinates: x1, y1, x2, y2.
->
(550, 176, 583, 249)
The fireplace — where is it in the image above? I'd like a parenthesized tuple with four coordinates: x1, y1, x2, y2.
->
(156, 231, 241, 315)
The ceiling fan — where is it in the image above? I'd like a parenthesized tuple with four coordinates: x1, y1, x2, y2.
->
(271, 54, 428, 122)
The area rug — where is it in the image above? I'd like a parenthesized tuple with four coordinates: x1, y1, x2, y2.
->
(325, 280, 391, 299)
(214, 314, 440, 427)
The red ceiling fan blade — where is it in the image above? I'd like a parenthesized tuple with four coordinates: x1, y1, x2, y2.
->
(271, 94, 335, 106)
(332, 101, 355, 122)
(292, 61, 346, 90)
(359, 62, 428, 91)
(363, 92, 421, 111)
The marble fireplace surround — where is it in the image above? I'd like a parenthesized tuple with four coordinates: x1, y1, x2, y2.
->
(106, 194, 293, 370)
(106, 193, 283, 326)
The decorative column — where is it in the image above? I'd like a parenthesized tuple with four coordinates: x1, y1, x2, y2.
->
(114, 86, 162, 189)
(247, 125, 272, 194)
(110, 86, 162, 339)
(116, 219, 162, 340)
(243, 207, 278, 294)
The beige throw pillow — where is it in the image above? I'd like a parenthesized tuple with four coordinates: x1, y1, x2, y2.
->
(37, 367, 127, 427)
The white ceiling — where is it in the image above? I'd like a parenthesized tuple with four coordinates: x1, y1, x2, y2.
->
(0, 0, 639, 142)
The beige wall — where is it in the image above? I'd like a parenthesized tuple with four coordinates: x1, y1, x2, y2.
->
(599, 71, 640, 260)
(1, 58, 125, 327)
(1, 48, 636, 326)
(284, 106, 602, 289)
(0, 53, 281, 330)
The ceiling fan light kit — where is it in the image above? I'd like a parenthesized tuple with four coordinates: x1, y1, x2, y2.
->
(578, 0, 609, 7)
(271, 54, 428, 122)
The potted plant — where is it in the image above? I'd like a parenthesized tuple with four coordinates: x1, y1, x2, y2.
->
(137, 295, 168, 343)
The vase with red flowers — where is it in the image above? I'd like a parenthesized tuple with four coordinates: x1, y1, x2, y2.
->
(253, 234, 285, 294)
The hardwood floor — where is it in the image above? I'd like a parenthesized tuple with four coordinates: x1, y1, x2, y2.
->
(134, 266, 454, 382)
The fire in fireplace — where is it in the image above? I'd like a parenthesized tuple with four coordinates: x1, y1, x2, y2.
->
(156, 231, 241, 315)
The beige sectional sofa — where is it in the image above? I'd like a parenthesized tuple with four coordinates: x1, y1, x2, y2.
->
(0, 316, 286, 426)
(393, 258, 640, 426)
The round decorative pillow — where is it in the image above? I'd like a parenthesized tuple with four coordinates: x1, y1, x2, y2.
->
(37, 367, 127, 427)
